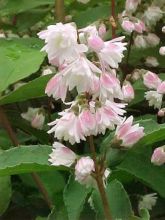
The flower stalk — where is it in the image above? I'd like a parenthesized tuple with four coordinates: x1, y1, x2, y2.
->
(0, 106, 53, 209)
(89, 136, 112, 220)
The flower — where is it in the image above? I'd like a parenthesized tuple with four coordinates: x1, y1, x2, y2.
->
(115, 116, 144, 148)
(42, 66, 55, 76)
(21, 107, 45, 130)
(145, 57, 159, 67)
(95, 100, 126, 135)
(38, 23, 87, 65)
(138, 193, 157, 211)
(48, 111, 86, 145)
(49, 142, 77, 167)
(75, 156, 95, 186)
(122, 81, 134, 102)
(88, 35, 104, 52)
(145, 91, 162, 109)
(162, 26, 165, 33)
(98, 23, 106, 38)
(121, 20, 135, 33)
(143, 71, 161, 89)
(98, 36, 127, 69)
(125, 0, 141, 13)
(158, 108, 165, 117)
(157, 82, 165, 94)
(99, 71, 123, 100)
(134, 20, 146, 34)
(45, 73, 67, 101)
(143, 6, 163, 27)
(151, 146, 165, 166)
(61, 56, 101, 95)
(134, 35, 147, 48)
(159, 46, 165, 56)
(145, 33, 160, 47)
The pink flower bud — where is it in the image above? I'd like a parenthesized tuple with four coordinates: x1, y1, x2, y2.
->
(31, 113, 45, 130)
(115, 116, 144, 148)
(49, 142, 77, 167)
(121, 20, 135, 33)
(157, 81, 165, 94)
(159, 46, 165, 56)
(158, 108, 165, 117)
(134, 20, 146, 33)
(122, 81, 134, 102)
(98, 23, 106, 38)
(88, 36, 104, 52)
(151, 146, 165, 166)
(143, 71, 161, 89)
(75, 157, 95, 186)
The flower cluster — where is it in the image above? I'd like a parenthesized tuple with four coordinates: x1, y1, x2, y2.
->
(38, 22, 144, 186)
(143, 71, 165, 109)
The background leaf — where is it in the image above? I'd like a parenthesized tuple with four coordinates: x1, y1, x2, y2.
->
(0, 38, 45, 93)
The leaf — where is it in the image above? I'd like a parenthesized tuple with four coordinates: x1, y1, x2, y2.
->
(92, 180, 133, 220)
(118, 120, 165, 198)
(0, 75, 52, 105)
(0, 176, 12, 216)
(0, 145, 66, 176)
(63, 175, 90, 220)
(0, 0, 54, 16)
(73, 4, 110, 28)
(20, 171, 66, 203)
(0, 38, 45, 93)
(47, 207, 68, 220)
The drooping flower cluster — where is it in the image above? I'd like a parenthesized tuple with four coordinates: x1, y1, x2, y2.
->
(38, 22, 144, 186)
(143, 71, 165, 109)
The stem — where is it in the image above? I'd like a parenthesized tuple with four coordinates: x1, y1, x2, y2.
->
(55, 0, 65, 22)
(126, 31, 134, 65)
(89, 136, 112, 220)
(111, 0, 116, 39)
(0, 106, 53, 209)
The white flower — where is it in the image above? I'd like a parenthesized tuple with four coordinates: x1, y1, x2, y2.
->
(98, 36, 127, 69)
(49, 142, 77, 167)
(42, 66, 55, 76)
(145, 91, 162, 109)
(134, 35, 147, 48)
(125, 0, 141, 13)
(21, 107, 45, 130)
(138, 193, 157, 210)
(62, 56, 101, 94)
(145, 33, 160, 47)
(48, 111, 86, 145)
(145, 57, 159, 67)
(143, 6, 163, 27)
(159, 46, 165, 56)
(75, 156, 95, 187)
(95, 100, 126, 135)
(38, 23, 87, 65)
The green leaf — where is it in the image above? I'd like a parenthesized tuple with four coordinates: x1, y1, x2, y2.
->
(0, 176, 12, 216)
(63, 175, 90, 220)
(92, 180, 133, 220)
(139, 209, 150, 220)
(0, 0, 54, 16)
(0, 145, 65, 176)
(0, 38, 45, 93)
(73, 4, 109, 28)
(21, 171, 66, 203)
(118, 120, 165, 198)
(0, 75, 52, 105)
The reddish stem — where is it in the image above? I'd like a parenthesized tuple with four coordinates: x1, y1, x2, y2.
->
(111, 0, 116, 38)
